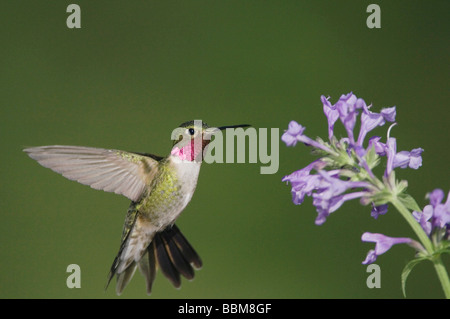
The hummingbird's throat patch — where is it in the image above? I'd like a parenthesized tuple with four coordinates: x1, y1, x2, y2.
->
(171, 139, 203, 162)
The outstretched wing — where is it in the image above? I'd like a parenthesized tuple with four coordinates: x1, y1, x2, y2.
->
(24, 145, 162, 202)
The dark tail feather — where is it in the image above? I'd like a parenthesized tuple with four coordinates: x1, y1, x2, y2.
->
(137, 224, 202, 293)
(153, 234, 181, 287)
(168, 224, 203, 269)
(161, 231, 195, 280)
(115, 263, 137, 295)
(138, 244, 157, 295)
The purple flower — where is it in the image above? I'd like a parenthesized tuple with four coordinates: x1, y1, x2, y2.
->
(281, 121, 334, 153)
(393, 148, 424, 170)
(322, 95, 340, 141)
(385, 137, 397, 176)
(314, 190, 368, 225)
(412, 206, 433, 235)
(384, 137, 424, 176)
(357, 105, 396, 146)
(361, 232, 413, 264)
(371, 204, 388, 219)
(322, 93, 368, 143)
(335, 93, 359, 143)
(281, 121, 305, 147)
(310, 170, 371, 225)
(429, 189, 445, 206)
(321, 93, 397, 156)
(413, 189, 450, 234)
(281, 121, 332, 153)
(282, 160, 326, 205)
(434, 204, 450, 230)
(367, 136, 386, 156)
(282, 162, 372, 225)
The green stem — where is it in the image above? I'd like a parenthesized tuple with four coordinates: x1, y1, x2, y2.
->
(391, 198, 433, 253)
(391, 198, 450, 298)
(433, 256, 450, 299)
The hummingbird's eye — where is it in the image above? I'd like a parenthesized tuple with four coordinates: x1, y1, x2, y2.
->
(188, 128, 195, 136)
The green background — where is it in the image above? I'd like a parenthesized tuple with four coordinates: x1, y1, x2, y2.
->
(1, 1, 449, 299)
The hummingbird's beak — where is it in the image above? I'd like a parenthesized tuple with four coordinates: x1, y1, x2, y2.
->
(217, 124, 251, 131)
(204, 124, 251, 136)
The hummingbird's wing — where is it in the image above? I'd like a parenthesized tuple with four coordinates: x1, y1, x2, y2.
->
(24, 145, 161, 202)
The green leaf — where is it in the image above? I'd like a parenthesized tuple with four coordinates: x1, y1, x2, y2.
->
(398, 193, 422, 212)
(365, 144, 380, 170)
(438, 239, 450, 250)
(434, 242, 450, 256)
(401, 257, 427, 298)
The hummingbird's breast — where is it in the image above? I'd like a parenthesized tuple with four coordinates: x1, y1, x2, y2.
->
(136, 156, 201, 230)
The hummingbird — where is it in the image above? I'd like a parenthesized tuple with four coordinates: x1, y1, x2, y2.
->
(24, 120, 250, 295)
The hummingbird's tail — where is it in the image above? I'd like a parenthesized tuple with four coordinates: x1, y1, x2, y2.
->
(138, 225, 203, 294)
(106, 223, 202, 295)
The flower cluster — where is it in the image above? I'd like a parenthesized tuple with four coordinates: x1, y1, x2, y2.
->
(282, 93, 421, 226)
(282, 92, 450, 297)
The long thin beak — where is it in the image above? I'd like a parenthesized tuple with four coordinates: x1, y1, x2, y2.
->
(217, 124, 251, 130)
(205, 124, 251, 136)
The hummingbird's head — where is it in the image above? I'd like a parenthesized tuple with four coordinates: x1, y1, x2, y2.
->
(170, 120, 250, 162)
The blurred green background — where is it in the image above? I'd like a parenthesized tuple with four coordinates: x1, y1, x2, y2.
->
(1, 1, 449, 299)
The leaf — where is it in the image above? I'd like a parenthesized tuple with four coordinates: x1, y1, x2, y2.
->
(401, 257, 427, 298)
(398, 193, 422, 212)
(441, 240, 450, 250)
(365, 144, 380, 170)
(434, 241, 450, 256)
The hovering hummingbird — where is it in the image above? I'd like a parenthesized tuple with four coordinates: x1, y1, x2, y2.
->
(24, 120, 250, 295)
